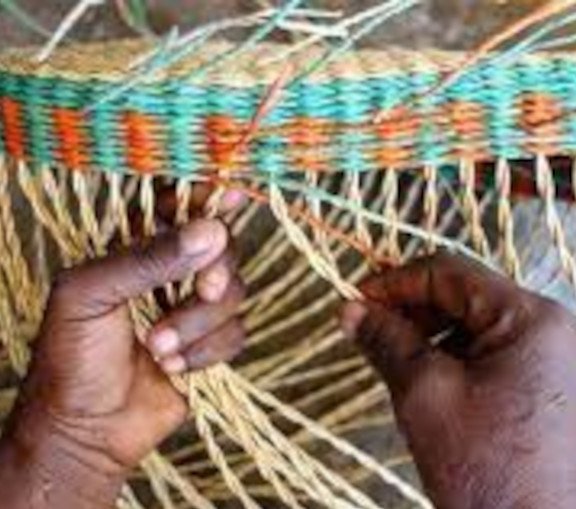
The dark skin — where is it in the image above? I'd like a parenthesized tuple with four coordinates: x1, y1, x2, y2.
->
(1, 206, 576, 508)
(342, 252, 576, 508)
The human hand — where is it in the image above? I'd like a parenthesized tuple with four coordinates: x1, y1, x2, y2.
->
(341, 253, 576, 509)
(0, 190, 246, 509)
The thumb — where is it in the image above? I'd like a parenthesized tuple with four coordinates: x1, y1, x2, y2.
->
(52, 219, 228, 318)
(341, 301, 460, 396)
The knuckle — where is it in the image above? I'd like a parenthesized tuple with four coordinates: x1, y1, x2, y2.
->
(420, 250, 452, 273)
(50, 267, 82, 302)
(132, 244, 171, 285)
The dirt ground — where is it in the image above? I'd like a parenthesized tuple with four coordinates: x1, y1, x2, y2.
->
(0, 0, 540, 49)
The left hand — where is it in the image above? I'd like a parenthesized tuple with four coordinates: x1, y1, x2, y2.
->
(0, 188, 246, 509)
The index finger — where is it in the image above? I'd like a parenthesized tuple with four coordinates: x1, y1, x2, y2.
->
(360, 252, 530, 336)
(53, 219, 228, 317)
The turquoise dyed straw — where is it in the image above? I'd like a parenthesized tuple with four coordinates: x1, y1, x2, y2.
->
(88, 26, 181, 111)
(185, 0, 304, 81)
(293, 0, 420, 83)
(249, 172, 492, 268)
(475, 10, 576, 70)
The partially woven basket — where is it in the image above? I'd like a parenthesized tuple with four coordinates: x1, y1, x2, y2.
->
(1, 38, 576, 508)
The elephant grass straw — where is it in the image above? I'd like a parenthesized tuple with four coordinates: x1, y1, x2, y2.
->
(1, 2, 576, 508)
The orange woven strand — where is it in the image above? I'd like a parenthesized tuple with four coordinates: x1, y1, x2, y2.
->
(53, 108, 90, 169)
(207, 174, 389, 268)
(288, 117, 331, 172)
(122, 111, 162, 173)
(520, 92, 563, 154)
(447, 101, 488, 160)
(204, 115, 247, 172)
(0, 97, 25, 160)
(373, 106, 420, 168)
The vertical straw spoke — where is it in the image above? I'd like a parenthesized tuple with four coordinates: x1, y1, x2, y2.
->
(382, 168, 401, 262)
(0, 157, 40, 322)
(495, 158, 522, 281)
(459, 158, 491, 257)
(536, 153, 576, 286)
(423, 163, 438, 254)
(268, 182, 361, 300)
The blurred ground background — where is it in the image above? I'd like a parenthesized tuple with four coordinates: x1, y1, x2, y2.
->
(0, 0, 541, 49)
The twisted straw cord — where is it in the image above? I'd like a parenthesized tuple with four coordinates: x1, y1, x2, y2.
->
(254, 327, 345, 386)
(243, 320, 338, 381)
(40, 168, 88, 253)
(16, 163, 81, 264)
(459, 158, 491, 257)
(246, 178, 425, 348)
(0, 274, 29, 374)
(382, 169, 401, 261)
(141, 457, 178, 509)
(308, 172, 340, 270)
(244, 175, 381, 327)
(199, 370, 311, 509)
(72, 172, 107, 256)
(495, 158, 522, 281)
(0, 158, 39, 322)
(215, 367, 382, 509)
(119, 485, 146, 509)
(198, 373, 389, 496)
(186, 375, 262, 509)
(242, 194, 336, 286)
(348, 171, 374, 250)
(243, 173, 399, 337)
(145, 452, 216, 509)
(423, 163, 438, 253)
(201, 371, 339, 509)
(241, 176, 347, 288)
(232, 200, 261, 237)
(232, 369, 433, 508)
(261, 356, 365, 390)
(535, 153, 576, 286)
(269, 182, 361, 300)
(106, 173, 132, 245)
(32, 219, 51, 303)
(195, 363, 379, 489)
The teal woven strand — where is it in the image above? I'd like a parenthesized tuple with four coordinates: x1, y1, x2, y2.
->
(1, 55, 576, 174)
(23, 78, 53, 165)
(413, 71, 446, 165)
(87, 83, 124, 172)
(254, 135, 287, 178)
(479, 63, 522, 160)
(555, 58, 576, 151)
(164, 81, 202, 177)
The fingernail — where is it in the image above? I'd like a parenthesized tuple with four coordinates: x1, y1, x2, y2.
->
(221, 190, 246, 210)
(149, 328, 180, 357)
(340, 301, 368, 340)
(180, 220, 227, 256)
(161, 355, 187, 374)
(198, 266, 229, 303)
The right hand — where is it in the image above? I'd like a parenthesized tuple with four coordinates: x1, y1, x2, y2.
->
(341, 253, 576, 509)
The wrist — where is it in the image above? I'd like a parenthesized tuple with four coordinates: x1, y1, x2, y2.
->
(0, 396, 126, 509)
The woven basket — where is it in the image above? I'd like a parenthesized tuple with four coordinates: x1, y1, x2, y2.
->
(0, 39, 575, 508)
